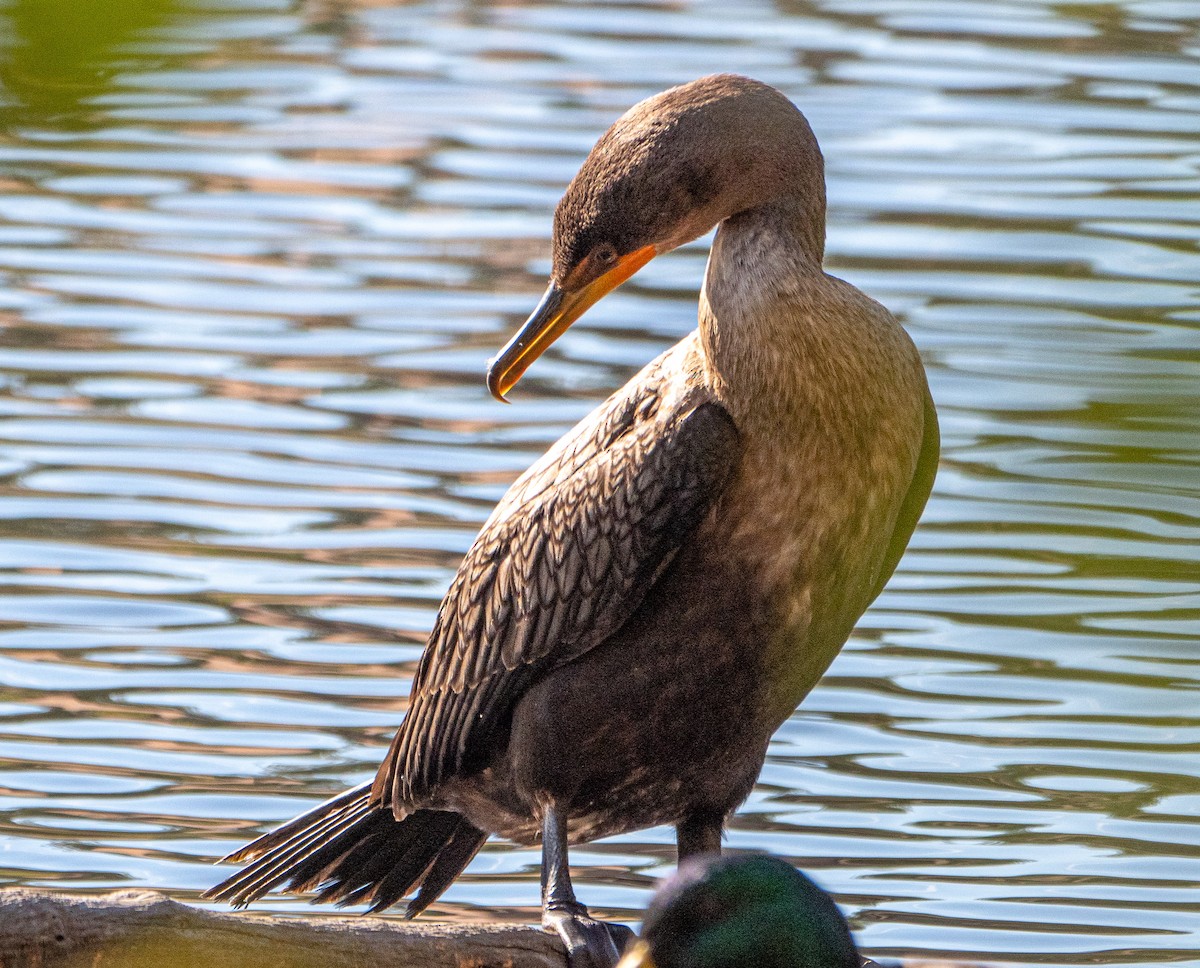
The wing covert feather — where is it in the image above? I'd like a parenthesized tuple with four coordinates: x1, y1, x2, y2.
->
(373, 388, 739, 810)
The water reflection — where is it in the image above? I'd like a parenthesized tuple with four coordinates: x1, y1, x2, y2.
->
(0, 0, 1197, 965)
(0, 0, 186, 127)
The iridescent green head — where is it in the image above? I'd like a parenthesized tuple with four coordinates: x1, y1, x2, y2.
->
(618, 854, 861, 968)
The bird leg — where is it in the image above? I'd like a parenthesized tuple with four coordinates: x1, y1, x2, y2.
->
(676, 810, 723, 862)
(540, 802, 633, 968)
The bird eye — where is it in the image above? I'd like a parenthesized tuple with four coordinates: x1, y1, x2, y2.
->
(594, 244, 618, 266)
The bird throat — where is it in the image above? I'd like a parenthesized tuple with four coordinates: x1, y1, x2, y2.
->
(699, 197, 827, 432)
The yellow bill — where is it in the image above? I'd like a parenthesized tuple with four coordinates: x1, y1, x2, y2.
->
(615, 938, 656, 968)
(487, 244, 657, 401)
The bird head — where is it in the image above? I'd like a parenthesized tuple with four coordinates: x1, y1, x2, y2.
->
(486, 74, 823, 401)
(616, 854, 861, 968)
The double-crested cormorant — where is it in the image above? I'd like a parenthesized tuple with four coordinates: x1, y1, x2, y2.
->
(616, 855, 861, 968)
(205, 74, 938, 968)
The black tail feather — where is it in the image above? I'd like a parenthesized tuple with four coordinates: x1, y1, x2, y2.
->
(204, 784, 374, 907)
(360, 814, 458, 911)
(406, 815, 488, 916)
(329, 811, 457, 909)
(203, 782, 486, 914)
(222, 781, 373, 864)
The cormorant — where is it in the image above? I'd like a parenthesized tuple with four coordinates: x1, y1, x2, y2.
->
(205, 74, 938, 968)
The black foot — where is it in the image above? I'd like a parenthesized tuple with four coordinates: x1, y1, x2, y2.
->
(543, 904, 634, 968)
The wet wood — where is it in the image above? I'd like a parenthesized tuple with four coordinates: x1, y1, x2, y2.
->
(0, 888, 564, 968)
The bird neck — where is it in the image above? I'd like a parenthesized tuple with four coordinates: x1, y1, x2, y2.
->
(726, 187, 826, 266)
(698, 193, 829, 427)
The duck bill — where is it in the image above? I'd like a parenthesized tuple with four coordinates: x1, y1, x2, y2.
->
(486, 244, 657, 401)
(615, 939, 656, 968)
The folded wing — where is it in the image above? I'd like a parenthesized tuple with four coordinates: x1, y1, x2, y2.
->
(373, 386, 740, 811)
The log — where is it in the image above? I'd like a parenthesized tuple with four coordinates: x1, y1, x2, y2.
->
(0, 888, 987, 968)
(0, 888, 565, 968)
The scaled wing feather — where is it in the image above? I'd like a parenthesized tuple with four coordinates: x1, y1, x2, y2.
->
(372, 384, 739, 811)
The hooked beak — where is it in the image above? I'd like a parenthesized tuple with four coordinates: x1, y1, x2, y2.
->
(615, 939, 656, 968)
(486, 244, 657, 401)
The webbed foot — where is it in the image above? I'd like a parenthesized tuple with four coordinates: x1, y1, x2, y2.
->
(543, 902, 634, 968)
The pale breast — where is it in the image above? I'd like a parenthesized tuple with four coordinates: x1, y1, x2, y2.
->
(702, 279, 930, 725)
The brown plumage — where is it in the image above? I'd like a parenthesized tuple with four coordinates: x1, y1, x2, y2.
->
(205, 74, 938, 968)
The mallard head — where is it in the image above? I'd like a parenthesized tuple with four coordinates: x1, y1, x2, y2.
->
(617, 854, 861, 968)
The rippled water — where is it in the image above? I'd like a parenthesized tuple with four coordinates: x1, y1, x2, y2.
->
(0, 1, 1197, 964)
